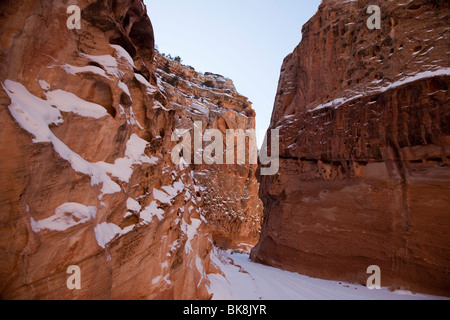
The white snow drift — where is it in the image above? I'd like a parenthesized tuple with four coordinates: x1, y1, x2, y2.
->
(207, 250, 448, 300)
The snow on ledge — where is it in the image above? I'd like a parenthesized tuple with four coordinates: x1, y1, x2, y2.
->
(126, 197, 141, 212)
(140, 200, 164, 222)
(134, 73, 158, 95)
(2, 80, 158, 198)
(309, 67, 450, 113)
(80, 52, 122, 78)
(45, 89, 108, 119)
(58, 64, 109, 79)
(94, 222, 134, 248)
(181, 218, 202, 254)
(110, 44, 136, 68)
(30, 202, 96, 232)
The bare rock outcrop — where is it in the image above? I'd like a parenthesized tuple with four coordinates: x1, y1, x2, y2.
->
(252, 0, 450, 296)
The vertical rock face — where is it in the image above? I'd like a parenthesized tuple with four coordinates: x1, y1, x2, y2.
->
(154, 53, 263, 252)
(252, 0, 450, 296)
(0, 0, 260, 299)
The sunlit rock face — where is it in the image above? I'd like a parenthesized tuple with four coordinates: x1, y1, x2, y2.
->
(0, 0, 261, 299)
(252, 0, 450, 296)
(153, 53, 263, 253)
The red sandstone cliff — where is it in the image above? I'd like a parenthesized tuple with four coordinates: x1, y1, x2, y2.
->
(0, 0, 260, 299)
(153, 53, 263, 252)
(252, 0, 450, 296)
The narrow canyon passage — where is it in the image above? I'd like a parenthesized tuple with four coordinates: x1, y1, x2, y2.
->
(0, 0, 448, 300)
(208, 250, 447, 300)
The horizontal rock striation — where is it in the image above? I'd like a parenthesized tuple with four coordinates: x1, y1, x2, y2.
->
(252, 0, 450, 296)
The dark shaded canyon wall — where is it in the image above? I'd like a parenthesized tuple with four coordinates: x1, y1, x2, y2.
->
(252, 0, 450, 296)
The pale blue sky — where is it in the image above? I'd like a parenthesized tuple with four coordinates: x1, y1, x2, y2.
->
(144, 0, 322, 145)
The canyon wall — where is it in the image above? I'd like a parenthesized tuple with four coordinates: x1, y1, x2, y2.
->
(0, 0, 260, 299)
(153, 54, 262, 252)
(252, 0, 450, 296)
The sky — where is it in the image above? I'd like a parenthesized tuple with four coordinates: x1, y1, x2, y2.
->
(144, 0, 322, 146)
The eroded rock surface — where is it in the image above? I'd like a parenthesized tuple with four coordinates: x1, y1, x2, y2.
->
(154, 53, 263, 252)
(252, 0, 450, 296)
(0, 0, 260, 299)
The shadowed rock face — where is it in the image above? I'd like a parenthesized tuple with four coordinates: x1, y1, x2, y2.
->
(0, 0, 261, 299)
(252, 0, 450, 296)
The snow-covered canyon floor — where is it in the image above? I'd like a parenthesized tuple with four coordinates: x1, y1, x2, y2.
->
(208, 250, 448, 300)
